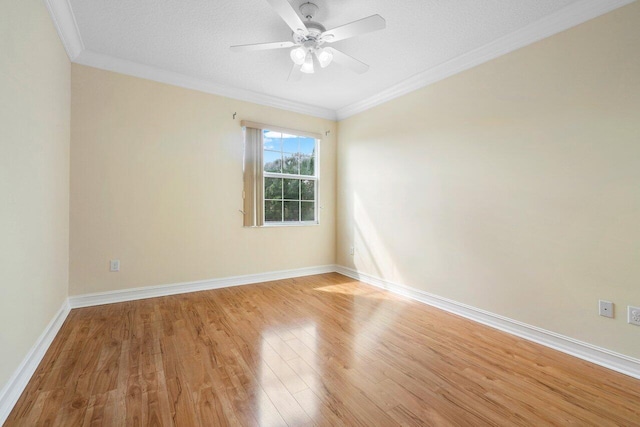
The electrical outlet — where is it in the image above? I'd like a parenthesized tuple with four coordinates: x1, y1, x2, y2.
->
(628, 306, 640, 326)
(109, 260, 120, 272)
(350, 246, 355, 256)
(598, 300, 614, 318)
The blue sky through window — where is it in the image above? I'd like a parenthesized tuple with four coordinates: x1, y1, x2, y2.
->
(264, 130, 315, 155)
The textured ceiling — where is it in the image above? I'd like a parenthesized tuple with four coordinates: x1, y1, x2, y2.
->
(68, 0, 585, 112)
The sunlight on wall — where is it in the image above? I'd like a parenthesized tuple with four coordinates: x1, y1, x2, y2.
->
(353, 193, 404, 285)
(336, 1, 640, 359)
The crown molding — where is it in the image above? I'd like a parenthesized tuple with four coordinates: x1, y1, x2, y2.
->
(73, 50, 337, 120)
(45, 0, 634, 122)
(43, 0, 84, 60)
(335, 0, 636, 120)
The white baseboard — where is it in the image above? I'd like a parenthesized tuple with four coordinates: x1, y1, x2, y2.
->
(68, 265, 336, 308)
(335, 265, 640, 380)
(0, 265, 334, 423)
(3, 264, 638, 425)
(0, 300, 71, 425)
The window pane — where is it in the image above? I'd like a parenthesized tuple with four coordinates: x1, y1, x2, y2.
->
(264, 178, 282, 199)
(301, 202, 315, 221)
(283, 153, 299, 174)
(263, 130, 281, 151)
(299, 137, 315, 155)
(282, 134, 299, 153)
(283, 179, 300, 200)
(301, 179, 314, 200)
(257, 128, 318, 226)
(265, 200, 282, 222)
(300, 155, 314, 176)
(284, 201, 300, 221)
(264, 150, 282, 173)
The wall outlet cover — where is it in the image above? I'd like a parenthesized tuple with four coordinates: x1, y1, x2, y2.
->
(109, 260, 120, 272)
(598, 300, 614, 318)
(628, 306, 640, 326)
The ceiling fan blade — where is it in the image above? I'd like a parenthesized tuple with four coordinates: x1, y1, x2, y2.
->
(288, 63, 302, 81)
(265, 0, 309, 36)
(321, 15, 385, 43)
(325, 48, 369, 74)
(230, 41, 295, 52)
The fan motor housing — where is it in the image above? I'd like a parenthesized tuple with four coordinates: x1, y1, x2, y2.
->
(293, 21, 325, 44)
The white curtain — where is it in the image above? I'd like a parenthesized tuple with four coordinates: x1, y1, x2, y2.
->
(243, 126, 264, 227)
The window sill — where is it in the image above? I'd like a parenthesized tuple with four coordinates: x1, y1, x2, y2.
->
(261, 221, 320, 228)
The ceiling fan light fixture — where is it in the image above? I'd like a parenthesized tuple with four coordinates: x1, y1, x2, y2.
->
(230, 1, 385, 79)
(300, 53, 314, 74)
(316, 48, 333, 68)
(290, 46, 306, 65)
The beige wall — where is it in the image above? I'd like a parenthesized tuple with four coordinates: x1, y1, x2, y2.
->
(70, 65, 336, 295)
(0, 0, 70, 388)
(2, 0, 636, 395)
(337, 3, 640, 358)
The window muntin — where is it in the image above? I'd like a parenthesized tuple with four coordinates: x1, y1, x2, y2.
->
(262, 130, 318, 224)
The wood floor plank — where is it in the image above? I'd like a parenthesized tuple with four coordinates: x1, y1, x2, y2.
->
(5, 273, 640, 426)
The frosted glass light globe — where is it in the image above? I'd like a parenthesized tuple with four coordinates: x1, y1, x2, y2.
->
(290, 47, 306, 65)
(301, 53, 314, 74)
(316, 48, 333, 68)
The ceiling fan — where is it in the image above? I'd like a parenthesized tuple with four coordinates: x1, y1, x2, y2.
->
(230, 0, 386, 81)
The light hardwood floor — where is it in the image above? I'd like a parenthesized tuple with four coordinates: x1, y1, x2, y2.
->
(6, 273, 640, 426)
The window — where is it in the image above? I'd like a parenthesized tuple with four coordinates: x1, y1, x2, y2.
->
(242, 122, 320, 227)
(263, 130, 318, 224)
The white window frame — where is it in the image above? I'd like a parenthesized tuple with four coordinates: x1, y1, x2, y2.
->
(262, 129, 320, 226)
